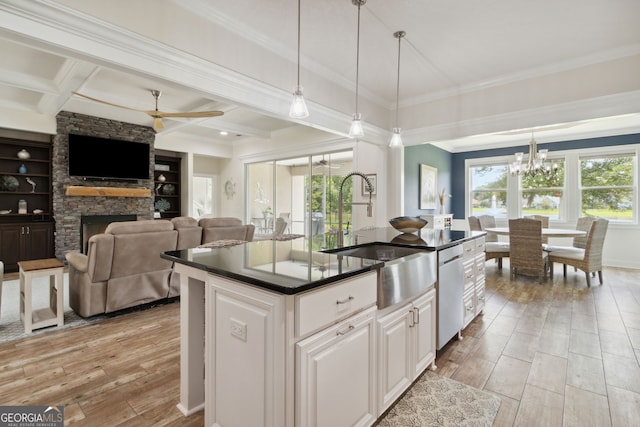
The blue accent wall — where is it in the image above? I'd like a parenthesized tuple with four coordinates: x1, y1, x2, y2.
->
(404, 133, 640, 220)
(404, 144, 452, 216)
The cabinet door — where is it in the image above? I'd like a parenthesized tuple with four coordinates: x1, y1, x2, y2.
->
(412, 288, 436, 379)
(297, 307, 376, 427)
(377, 303, 412, 414)
(207, 279, 285, 427)
(25, 222, 54, 261)
(0, 224, 22, 270)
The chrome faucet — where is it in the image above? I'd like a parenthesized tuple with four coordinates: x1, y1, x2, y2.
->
(338, 171, 374, 247)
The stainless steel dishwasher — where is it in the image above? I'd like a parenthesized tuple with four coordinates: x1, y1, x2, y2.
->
(437, 244, 464, 350)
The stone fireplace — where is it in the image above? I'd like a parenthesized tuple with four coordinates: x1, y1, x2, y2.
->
(53, 111, 156, 259)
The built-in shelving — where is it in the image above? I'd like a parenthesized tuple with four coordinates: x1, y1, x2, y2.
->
(0, 137, 54, 271)
(154, 155, 181, 219)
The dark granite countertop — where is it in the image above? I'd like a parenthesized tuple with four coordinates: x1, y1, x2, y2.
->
(162, 239, 383, 295)
(349, 227, 486, 251)
(162, 227, 485, 295)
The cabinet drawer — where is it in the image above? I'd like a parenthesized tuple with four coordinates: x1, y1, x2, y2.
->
(462, 240, 476, 258)
(463, 291, 475, 326)
(463, 264, 475, 291)
(476, 286, 486, 312)
(296, 272, 377, 337)
(475, 237, 486, 252)
(475, 255, 486, 277)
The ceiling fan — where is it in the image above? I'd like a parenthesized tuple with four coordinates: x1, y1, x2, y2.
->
(313, 157, 342, 170)
(72, 90, 224, 131)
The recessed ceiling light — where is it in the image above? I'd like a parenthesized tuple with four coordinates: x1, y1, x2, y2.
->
(219, 131, 228, 136)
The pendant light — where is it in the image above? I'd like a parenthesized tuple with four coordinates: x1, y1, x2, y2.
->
(289, 0, 309, 118)
(389, 30, 405, 148)
(348, 0, 366, 139)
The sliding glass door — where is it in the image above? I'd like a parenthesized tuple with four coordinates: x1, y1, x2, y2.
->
(246, 151, 353, 249)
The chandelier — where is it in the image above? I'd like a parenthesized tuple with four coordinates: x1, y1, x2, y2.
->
(510, 131, 558, 177)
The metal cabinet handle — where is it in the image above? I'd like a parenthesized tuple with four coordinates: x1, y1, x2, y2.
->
(336, 324, 355, 336)
(336, 296, 354, 305)
(26, 226, 30, 234)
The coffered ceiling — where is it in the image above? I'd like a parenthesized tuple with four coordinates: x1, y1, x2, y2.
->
(0, 0, 639, 152)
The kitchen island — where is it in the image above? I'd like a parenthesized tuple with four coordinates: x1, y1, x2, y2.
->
(162, 227, 485, 426)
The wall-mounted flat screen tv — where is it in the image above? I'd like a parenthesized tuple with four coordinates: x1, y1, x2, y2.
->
(68, 134, 150, 181)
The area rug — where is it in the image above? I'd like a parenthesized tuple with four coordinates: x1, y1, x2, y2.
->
(376, 370, 501, 427)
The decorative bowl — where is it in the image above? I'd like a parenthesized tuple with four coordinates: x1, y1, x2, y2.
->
(389, 216, 428, 233)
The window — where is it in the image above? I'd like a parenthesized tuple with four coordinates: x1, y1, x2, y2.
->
(466, 144, 639, 224)
(520, 161, 565, 220)
(469, 164, 508, 218)
(192, 175, 215, 218)
(580, 154, 635, 222)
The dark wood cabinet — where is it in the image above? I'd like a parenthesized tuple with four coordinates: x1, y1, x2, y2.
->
(154, 154, 181, 219)
(0, 222, 54, 271)
(0, 137, 54, 271)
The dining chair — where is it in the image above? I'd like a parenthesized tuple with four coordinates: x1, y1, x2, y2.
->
(508, 218, 548, 282)
(548, 218, 609, 286)
(544, 216, 595, 253)
(468, 216, 481, 232)
(478, 215, 498, 242)
(473, 215, 509, 269)
(525, 215, 550, 244)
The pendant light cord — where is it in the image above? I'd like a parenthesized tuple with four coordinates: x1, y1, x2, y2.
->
(296, 0, 301, 87)
(355, 1, 361, 114)
(394, 32, 402, 127)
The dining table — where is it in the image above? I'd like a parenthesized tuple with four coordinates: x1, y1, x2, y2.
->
(484, 227, 586, 238)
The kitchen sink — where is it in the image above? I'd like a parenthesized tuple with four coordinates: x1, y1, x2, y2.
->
(324, 244, 437, 309)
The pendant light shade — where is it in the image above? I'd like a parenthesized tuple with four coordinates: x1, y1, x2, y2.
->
(289, 0, 309, 119)
(349, 113, 364, 138)
(389, 30, 405, 148)
(349, 0, 366, 139)
(289, 85, 308, 118)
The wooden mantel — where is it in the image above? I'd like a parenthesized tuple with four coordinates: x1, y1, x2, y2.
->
(65, 185, 151, 198)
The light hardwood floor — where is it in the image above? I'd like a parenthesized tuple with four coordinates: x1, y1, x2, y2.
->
(1, 263, 639, 426)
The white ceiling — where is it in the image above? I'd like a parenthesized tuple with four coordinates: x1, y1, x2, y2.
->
(0, 0, 639, 152)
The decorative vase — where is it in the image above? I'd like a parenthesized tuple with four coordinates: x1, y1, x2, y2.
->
(17, 149, 30, 159)
(18, 164, 27, 174)
(157, 174, 166, 182)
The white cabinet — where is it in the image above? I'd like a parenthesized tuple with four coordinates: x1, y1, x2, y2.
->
(296, 306, 377, 427)
(462, 236, 486, 328)
(205, 276, 286, 427)
(376, 288, 436, 414)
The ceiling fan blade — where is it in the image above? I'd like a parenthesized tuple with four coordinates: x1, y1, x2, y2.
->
(152, 111, 224, 118)
(153, 117, 164, 131)
(72, 92, 147, 113)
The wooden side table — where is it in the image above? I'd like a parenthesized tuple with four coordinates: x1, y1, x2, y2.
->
(18, 258, 64, 334)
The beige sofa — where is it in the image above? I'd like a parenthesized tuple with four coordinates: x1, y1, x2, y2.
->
(65, 217, 254, 317)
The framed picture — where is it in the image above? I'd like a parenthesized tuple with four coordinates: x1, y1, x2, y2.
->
(419, 164, 437, 209)
(362, 174, 377, 196)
